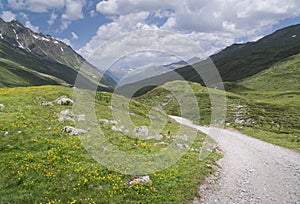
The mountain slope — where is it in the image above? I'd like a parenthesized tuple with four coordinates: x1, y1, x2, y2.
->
(118, 24, 300, 96)
(240, 53, 300, 92)
(0, 85, 220, 203)
(136, 80, 300, 151)
(211, 23, 300, 82)
(0, 18, 115, 90)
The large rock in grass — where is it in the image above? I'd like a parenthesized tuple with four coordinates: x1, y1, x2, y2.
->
(129, 176, 151, 187)
(61, 126, 87, 136)
(57, 109, 75, 122)
(55, 96, 73, 106)
(57, 109, 86, 122)
(40, 101, 54, 106)
(134, 126, 149, 136)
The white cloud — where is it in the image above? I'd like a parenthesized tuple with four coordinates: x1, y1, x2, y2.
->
(7, 0, 65, 12)
(61, 0, 85, 30)
(6, 0, 86, 31)
(89, 0, 300, 54)
(48, 12, 57, 26)
(79, 11, 150, 58)
(96, 0, 176, 16)
(1, 11, 17, 22)
(89, 10, 96, 17)
(62, 0, 85, 20)
(19, 12, 28, 19)
(78, 0, 300, 76)
(58, 38, 71, 46)
(25, 20, 40, 33)
(71, 32, 79, 40)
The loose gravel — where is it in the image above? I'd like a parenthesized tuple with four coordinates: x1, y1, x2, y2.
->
(170, 116, 300, 204)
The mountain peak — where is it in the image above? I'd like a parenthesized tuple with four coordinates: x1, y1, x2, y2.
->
(9, 19, 23, 26)
(0, 17, 115, 90)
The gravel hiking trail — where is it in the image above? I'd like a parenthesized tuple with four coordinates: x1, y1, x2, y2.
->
(170, 116, 300, 204)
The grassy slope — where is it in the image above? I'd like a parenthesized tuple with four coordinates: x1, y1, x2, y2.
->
(0, 58, 68, 87)
(0, 40, 114, 91)
(0, 86, 220, 203)
(228, 54, 300, 151)
(240, 54, 300, 92)
(137, 80, 300, 152)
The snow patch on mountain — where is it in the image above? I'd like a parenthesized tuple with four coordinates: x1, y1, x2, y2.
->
(32, 34, 51, 42)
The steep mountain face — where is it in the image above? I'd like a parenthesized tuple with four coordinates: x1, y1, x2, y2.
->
(211, 23, 300, 82)
(118, 24, 300, 96)
(0, 18, 115, 90)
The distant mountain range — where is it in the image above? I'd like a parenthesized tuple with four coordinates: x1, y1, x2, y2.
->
(1, 18, 300, 96)
(106, 57, 202, 86)
(0, 18, 115, 90)
(105, 57, 201, 86)
(117, 23, 300, 96)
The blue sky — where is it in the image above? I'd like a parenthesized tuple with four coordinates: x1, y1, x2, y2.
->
(1, 1, 112, 50)
(1, 0, 300, 67)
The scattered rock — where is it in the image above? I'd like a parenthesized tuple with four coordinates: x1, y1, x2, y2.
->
(154, 142, 168, 146)
(57, 109, 75, 122)
(175, 142, 189, 149)
(235, 118, 245, 124)
(99, 119, 110, 125)
(112, 126, 123, 132)
(89, 184, 103, 190)
(40, 101, 54, 106)
(134, 126, 149, 136)
(0, 104, 5, 109)
(3, 131, 8, 136)
(110, 120, 118, 125)
(61, 126, 87, 136)
(153, 134, 164, 140)
(246, 118, 255, 124)
(55, 96, 73, 106)
(57, 110, 85, 122)
(129, 176, 151, 187)
(190, 148, 198, 152)
(99, 119, 118, 125)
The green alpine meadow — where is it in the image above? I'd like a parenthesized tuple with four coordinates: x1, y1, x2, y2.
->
(0, 4, 300, 203)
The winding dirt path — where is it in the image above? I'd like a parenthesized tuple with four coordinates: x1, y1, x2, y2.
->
(170, 116, 300, 204)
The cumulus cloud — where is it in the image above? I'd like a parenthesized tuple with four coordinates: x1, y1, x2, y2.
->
(1, 11, 17, 22)
(62, 0, 85, 20)
(25, 20, 40, 33)
(19, 12, 28, 19)
(89, 10, 96, 17)
(48, 12, 57, 26)
(61, 0, 85, 30)
(71, 32, 79, 40)
(58, 38, 71, 46)
(79, 11, 151, 58)
(7, 0, 65, 12)
(6, 0, 85, 31)
(82, 0, 300, 62)
(96, 0, 176, 16)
